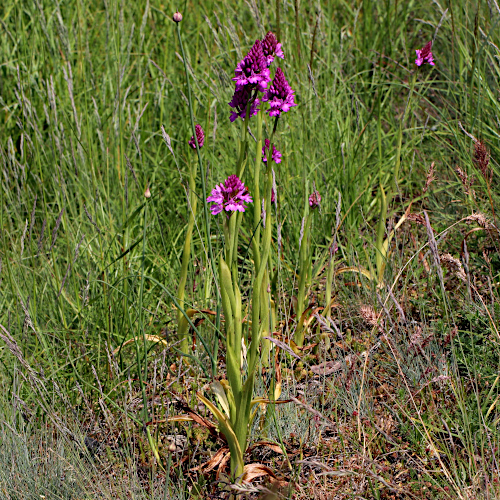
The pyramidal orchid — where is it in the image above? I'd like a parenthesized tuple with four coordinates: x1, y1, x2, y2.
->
(309, 190, 321, 210)
(415, 40, 435, 67)
(261, 32, 284, 67)
(188, 124, 205, 149)
(228, 87, 260, 122)
(263, 68, 297, 117)
(207, 175, 253, 215)
(262, 139, 282, 164)
(233, 40, 271, 93)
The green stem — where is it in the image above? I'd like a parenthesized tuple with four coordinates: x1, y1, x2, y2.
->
(295, 207, 311, 347)
(175, 22, 216, 343)
(227, 212, 237, 270)
(237, 103, 250, 178)
(392, 70, 417, 197)
(375, 183, 387, 283)
(260, 270, 271, 366)
(258, 118, 279, 360)
(249, 167, 273, 373)
(176, 173, 198, 354)
(321, 246, 335, 351)
(276, 0, 281, 41)
(232, 211, 243, 284)
(138, 200, 149, 426)
(252, 110, 264, 274)
(294, 0, 301, 62)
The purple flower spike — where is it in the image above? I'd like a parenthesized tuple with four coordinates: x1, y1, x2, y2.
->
(189, 124, 205, 149)
(263, 68, 297, 117)
(262, 139, 282, 164)
(309, 190, 321, 210)
(262, 32, 284, 66)
(233, 40, 271, 93)
(229, 87, 260, 122)
(415, 40, 435, 67)
(207, 175, 253, 216)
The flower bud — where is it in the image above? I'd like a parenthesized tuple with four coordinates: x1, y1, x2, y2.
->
(144, 185, 151, 198)
(188, 124, 205, 150)
(173, 11, 182, 23)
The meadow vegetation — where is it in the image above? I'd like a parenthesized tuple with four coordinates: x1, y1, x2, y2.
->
(1, 0, 500, 498)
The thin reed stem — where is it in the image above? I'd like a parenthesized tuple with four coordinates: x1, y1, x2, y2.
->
(175, 22, 218, 373)
(294, 0, 301, 60)
(175, 22, 217, 319)
(139, 199, 149, 425)
(252, 111, 264, 275)
(176, 157, 198, 354)
(276, 0, 280, 41)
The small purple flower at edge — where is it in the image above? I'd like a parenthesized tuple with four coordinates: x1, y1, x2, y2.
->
(263, 68, 297, 118)
(415, 40, 435, 67)
(229, 87, 260, 123)
(262, 139, 282, 164)
(262, 32, 284, 67)
(189, 124, 205, 149)
(309, 190, 321, 210)
(207, 175, 253, 216)
(233, 40, 271, 93)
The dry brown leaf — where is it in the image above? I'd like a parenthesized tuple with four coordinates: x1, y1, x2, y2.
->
(407, 213, 426, 225)
(185, 410, 220, 438)
(311, 353, 357, 376)
(174, 399, 225, 442)
(198, 309, 217, 315)
(310, 360, 342, 376)
(290, 340, 317, 353)
(216, 450, 231, 479)
(242, 463, 277, 483)
(303, 306, 324, 329)
(247, 440, 284, 455)
(191, 446, 229, 473)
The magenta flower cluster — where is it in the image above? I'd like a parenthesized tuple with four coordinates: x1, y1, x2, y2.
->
(188, 124, 205, 149)
(309, 190, 321, 210)
(207, 175, 253, 215)
(262, 139, 282, 164)
(263, 68, 297, 117)
(233, 39, 271, 93)
(415, 40, 435, 67)
(213, 31, 297, 220)
(262, 32, 284, 67)
(229, 87, 260, 123)
(228, 31, 294, 122)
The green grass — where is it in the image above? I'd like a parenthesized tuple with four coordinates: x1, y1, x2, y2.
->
(1, 0, 500, 498)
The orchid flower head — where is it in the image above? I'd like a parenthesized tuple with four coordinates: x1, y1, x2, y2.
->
(415, 40, 435, 67)
(233, 40, 271, 93)
(207, 175, 253, 216)
(188, 124, 205, 149)
(262, 68, 297, 117)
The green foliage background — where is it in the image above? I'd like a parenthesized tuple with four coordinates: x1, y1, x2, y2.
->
(1, 0, 500, 498)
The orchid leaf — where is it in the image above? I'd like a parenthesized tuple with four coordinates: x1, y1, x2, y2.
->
(197, 392, 244, 476)
(212, 381, 231, 418)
